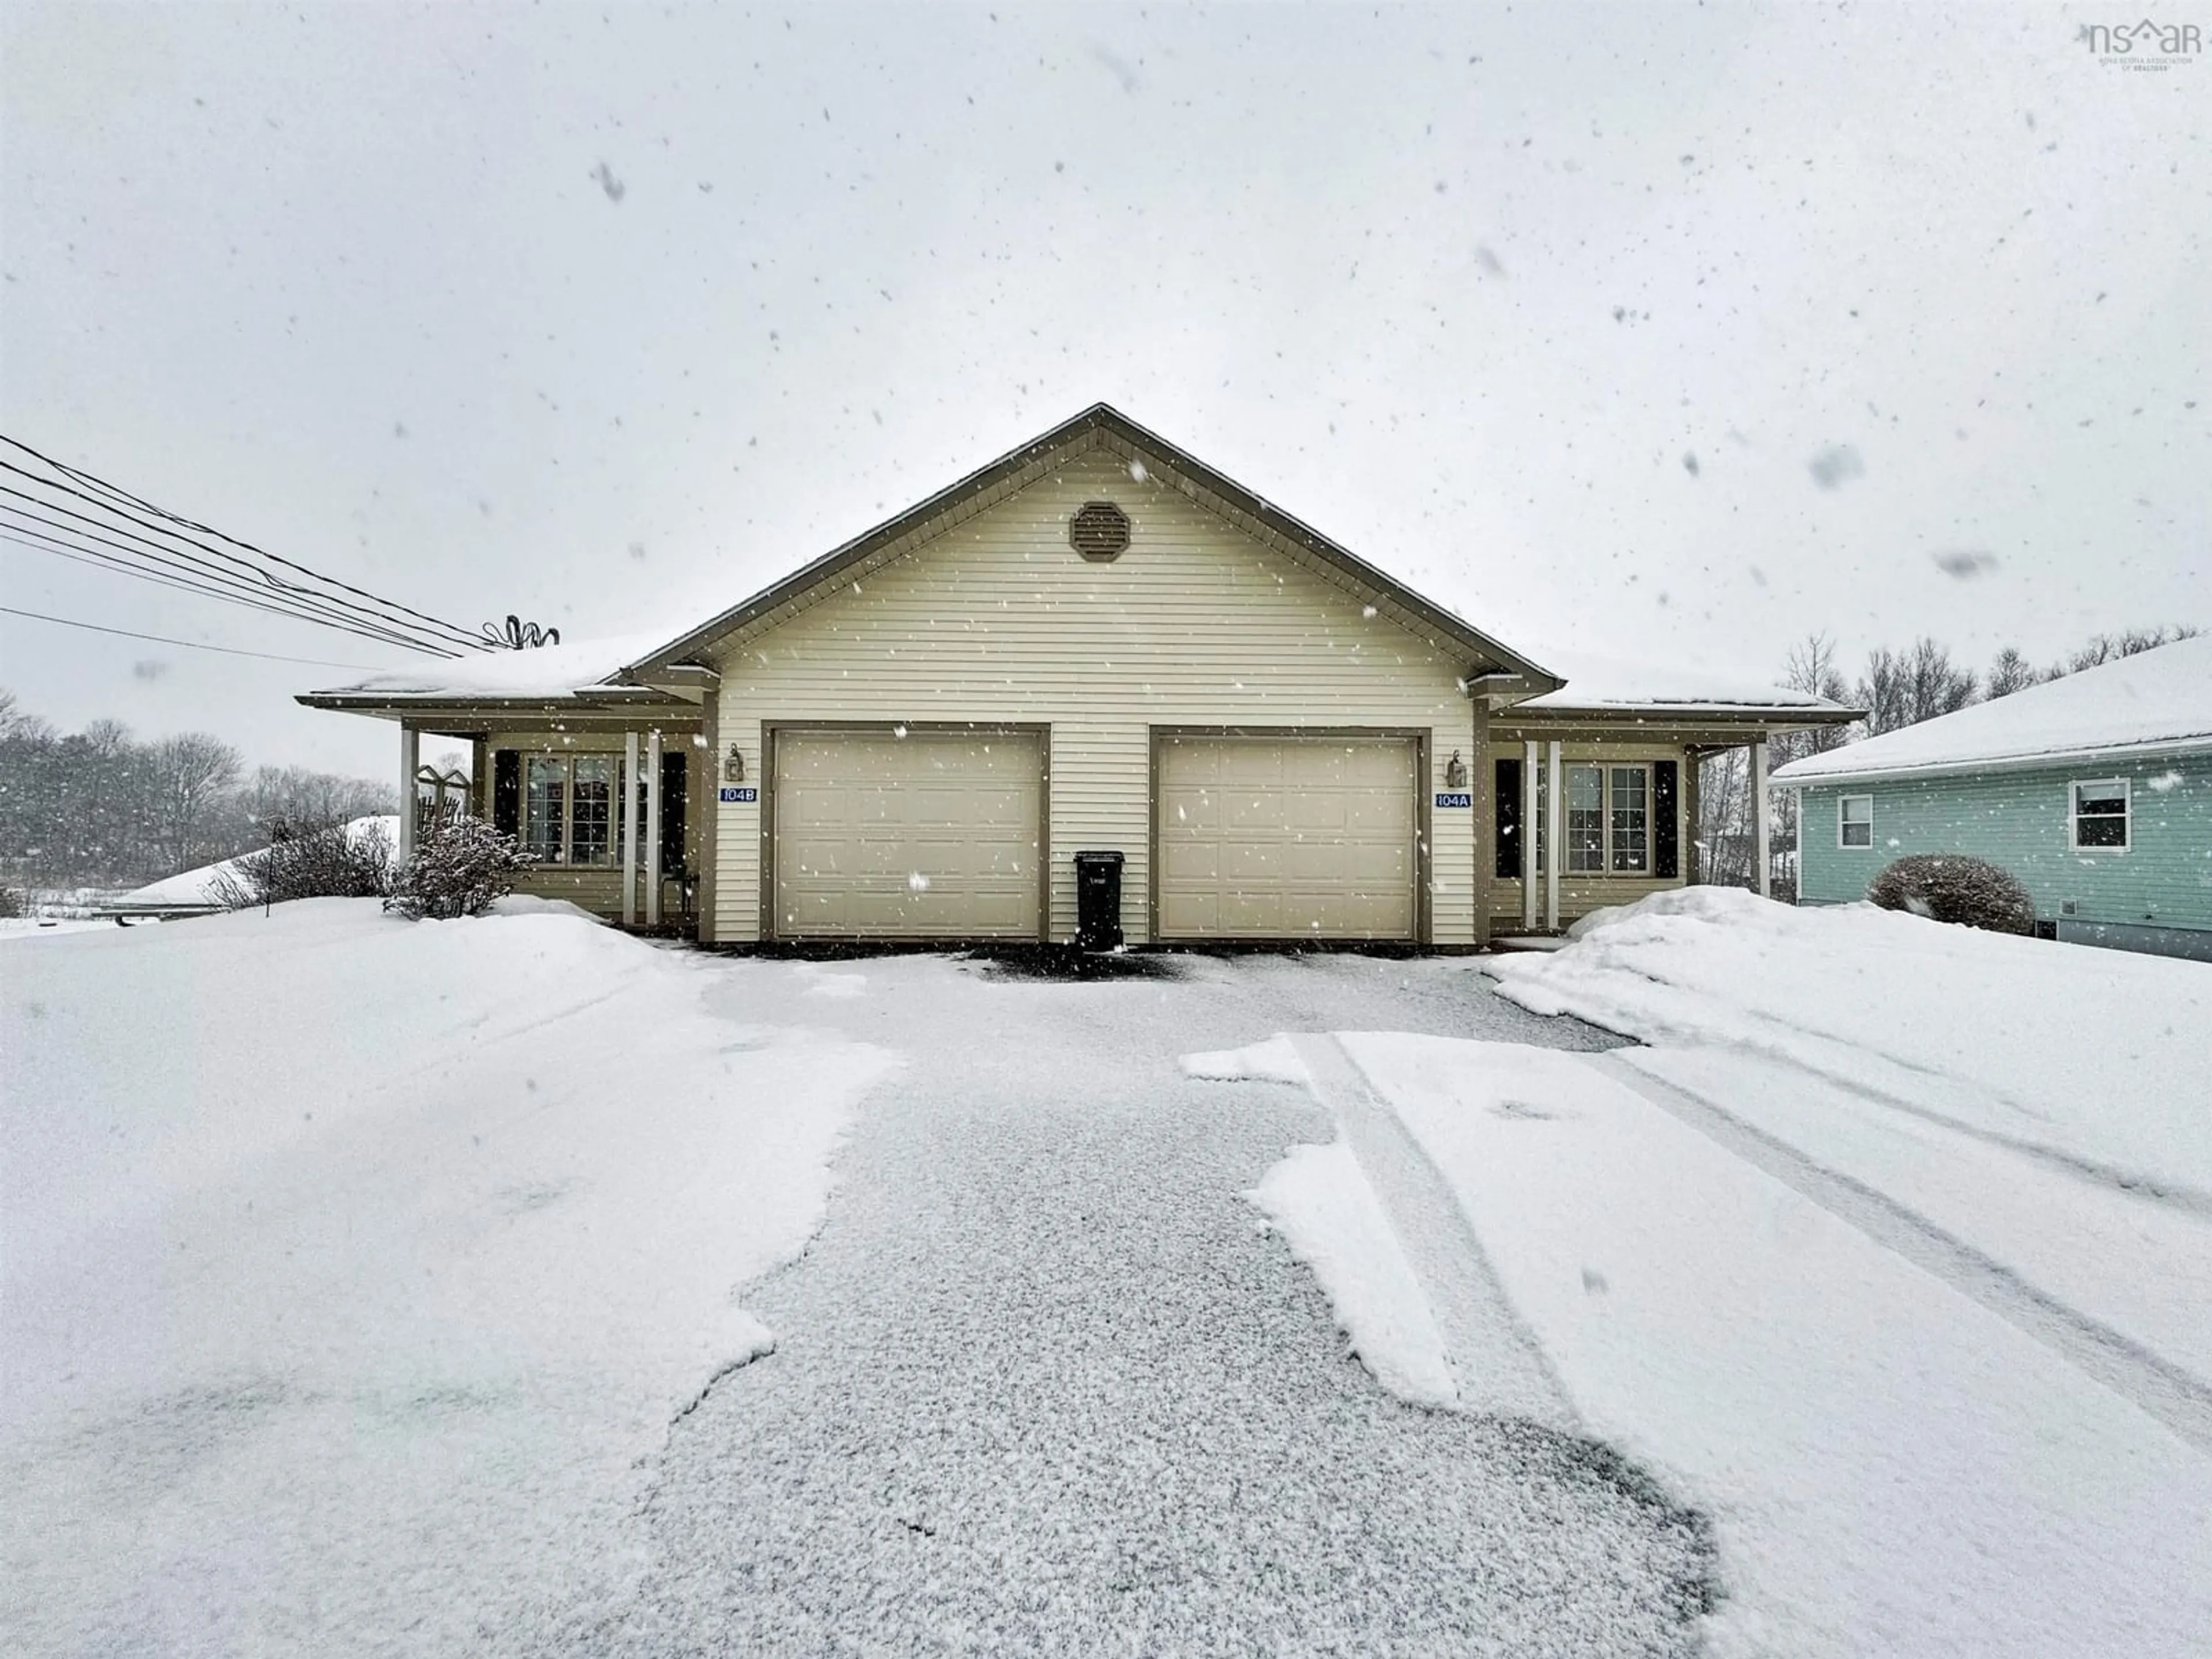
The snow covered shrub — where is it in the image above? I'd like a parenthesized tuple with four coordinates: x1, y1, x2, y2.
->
(212, 820, 395, 909)
(0, 885, 21, 919)
(385, 817, 535, 919)
(1866, 854, 2037, 935)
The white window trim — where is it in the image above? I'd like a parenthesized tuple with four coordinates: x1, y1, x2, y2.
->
(2069, 777, 2131, 853)
(1838, 793, 1874, 850)
(1562, 761, 1653, 876)
(523, 751, 630, 868)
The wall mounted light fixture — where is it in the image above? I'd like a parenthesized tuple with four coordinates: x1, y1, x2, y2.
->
(1444, 749, 1469, 790)
(723, 744, 745, 783)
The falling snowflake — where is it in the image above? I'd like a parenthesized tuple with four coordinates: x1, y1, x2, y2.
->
(908, 872, 930, 892)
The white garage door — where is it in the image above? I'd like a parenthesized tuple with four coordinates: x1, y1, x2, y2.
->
(772, 729, 1044, 939)
(1156, 735, 1418, 941)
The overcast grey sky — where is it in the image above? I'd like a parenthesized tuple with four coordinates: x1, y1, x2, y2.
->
(3, 2, 2205, 779)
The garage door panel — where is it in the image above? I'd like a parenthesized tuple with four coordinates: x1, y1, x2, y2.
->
(1158, 736, 1416, 941)
(774, 731, 1042, 938)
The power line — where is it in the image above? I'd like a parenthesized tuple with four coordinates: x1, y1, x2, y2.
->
(0, 514, 462, 656)
(0, 528, 448, 653)
(0, 435, 495, 656)
(0, 467, 481, 655)
(0, 438, 491, 649)
(0, 604, 385, 669)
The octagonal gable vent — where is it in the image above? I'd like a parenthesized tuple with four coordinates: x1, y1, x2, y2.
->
(1069, 499, 1132, 563)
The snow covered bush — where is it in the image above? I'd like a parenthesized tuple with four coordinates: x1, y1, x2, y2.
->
(1866, 853, 2037, 935)
(385, 817, 535, 919)
(0, 884, 21, 919)
(210, 819, 394, 909)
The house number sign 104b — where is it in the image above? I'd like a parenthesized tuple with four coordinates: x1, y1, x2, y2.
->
(719, 786, 758, 803)
(1434, 791, 1473, 809)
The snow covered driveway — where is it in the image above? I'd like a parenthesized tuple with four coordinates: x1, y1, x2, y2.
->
(600, 953, 1716, 1656)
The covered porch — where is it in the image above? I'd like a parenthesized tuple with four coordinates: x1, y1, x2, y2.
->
(301, 662, 717, 935)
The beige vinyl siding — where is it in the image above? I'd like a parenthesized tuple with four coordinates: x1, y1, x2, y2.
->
(1488, 734, 1690, 932)
(709, 445, 1478, 945)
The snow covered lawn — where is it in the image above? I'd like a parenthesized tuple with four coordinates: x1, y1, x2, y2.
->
(1204, 891, 2212, 1656)
(1487, 887, 2212, 1196)
(1, 900, 894, 1656)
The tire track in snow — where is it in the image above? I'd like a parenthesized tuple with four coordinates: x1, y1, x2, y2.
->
(1590, 1052, 2212, 1456)
(1288, 1033, 1574, 1429)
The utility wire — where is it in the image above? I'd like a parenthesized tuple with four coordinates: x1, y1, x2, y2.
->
(0, 528, 445, 654)
(0, 435, 494, 655)
(0, 467, 482, 654)
(0, 604, 384, 669)
(0, 438, 490, 649)
(0, 512, 459, 655)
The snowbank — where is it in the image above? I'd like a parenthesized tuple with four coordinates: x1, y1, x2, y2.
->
(1335, 1035, 2212, 1659)
(1, 902, 895, 1654)
(1485, 887, 2212, 1198)
(118, 813, 400, 908)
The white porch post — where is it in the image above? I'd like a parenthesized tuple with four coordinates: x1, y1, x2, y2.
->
(622, 729, 641, 927)
(1521, 740, 1539, 932)
(1751, 738, 1772, 899)
(644, 729, 664, 928)
(1545, 739, 1564, 933)
(397, 725, 419, 862)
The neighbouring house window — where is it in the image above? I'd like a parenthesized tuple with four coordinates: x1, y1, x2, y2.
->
(1839, 794, 1874, 849)
(2071, 778, 2130, 850)
(524, 753, 626, 866)
(1609, 765, 1649, 873)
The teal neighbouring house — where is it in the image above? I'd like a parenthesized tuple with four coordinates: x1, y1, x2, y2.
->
(1774, 635, 2211, 961)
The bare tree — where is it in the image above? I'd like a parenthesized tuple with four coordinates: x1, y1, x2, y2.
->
(148, 733, 242, 872)
(1983, 647, 2055, 699)
(1855, 638, 1978, 736)
(2065, 624, 2202, 673)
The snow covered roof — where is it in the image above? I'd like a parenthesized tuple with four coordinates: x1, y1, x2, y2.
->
(1773, 634, 2212, 786)
(301, 632, 673, 704)
(1510, 649, 1857, 720)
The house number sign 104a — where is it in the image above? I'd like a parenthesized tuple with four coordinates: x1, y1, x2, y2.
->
(1434, 791, 1473, 809)
(719, 786, 758, 803)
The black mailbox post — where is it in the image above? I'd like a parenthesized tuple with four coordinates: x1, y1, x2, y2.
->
(1073, 850, 1125, 951)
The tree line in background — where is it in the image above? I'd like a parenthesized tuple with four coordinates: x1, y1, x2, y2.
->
(0, 689, 396, 889)
(1697, 625, 2200, 892)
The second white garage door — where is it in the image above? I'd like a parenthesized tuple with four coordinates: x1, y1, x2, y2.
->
(1156, 734, 1419, 941)
(772, 729, 1044, 938)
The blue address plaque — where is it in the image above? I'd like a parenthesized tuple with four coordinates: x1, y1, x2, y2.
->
(718, 786, 758, 804)
(1434, 791, 1473, 809)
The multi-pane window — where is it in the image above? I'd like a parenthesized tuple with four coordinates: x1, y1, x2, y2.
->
(1608, 766, 1649, 873)
(1839, 794, 1874, 849)
(1558, 763, 1650, 874)
(1566, 765, 1606, 873)
(525, 753, 626, 866)
(2071, 779, 2130, 850)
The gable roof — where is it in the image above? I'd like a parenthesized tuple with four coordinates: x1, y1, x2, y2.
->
(625, 402, 1560, 688)
(1773, 634, 2212, 786)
